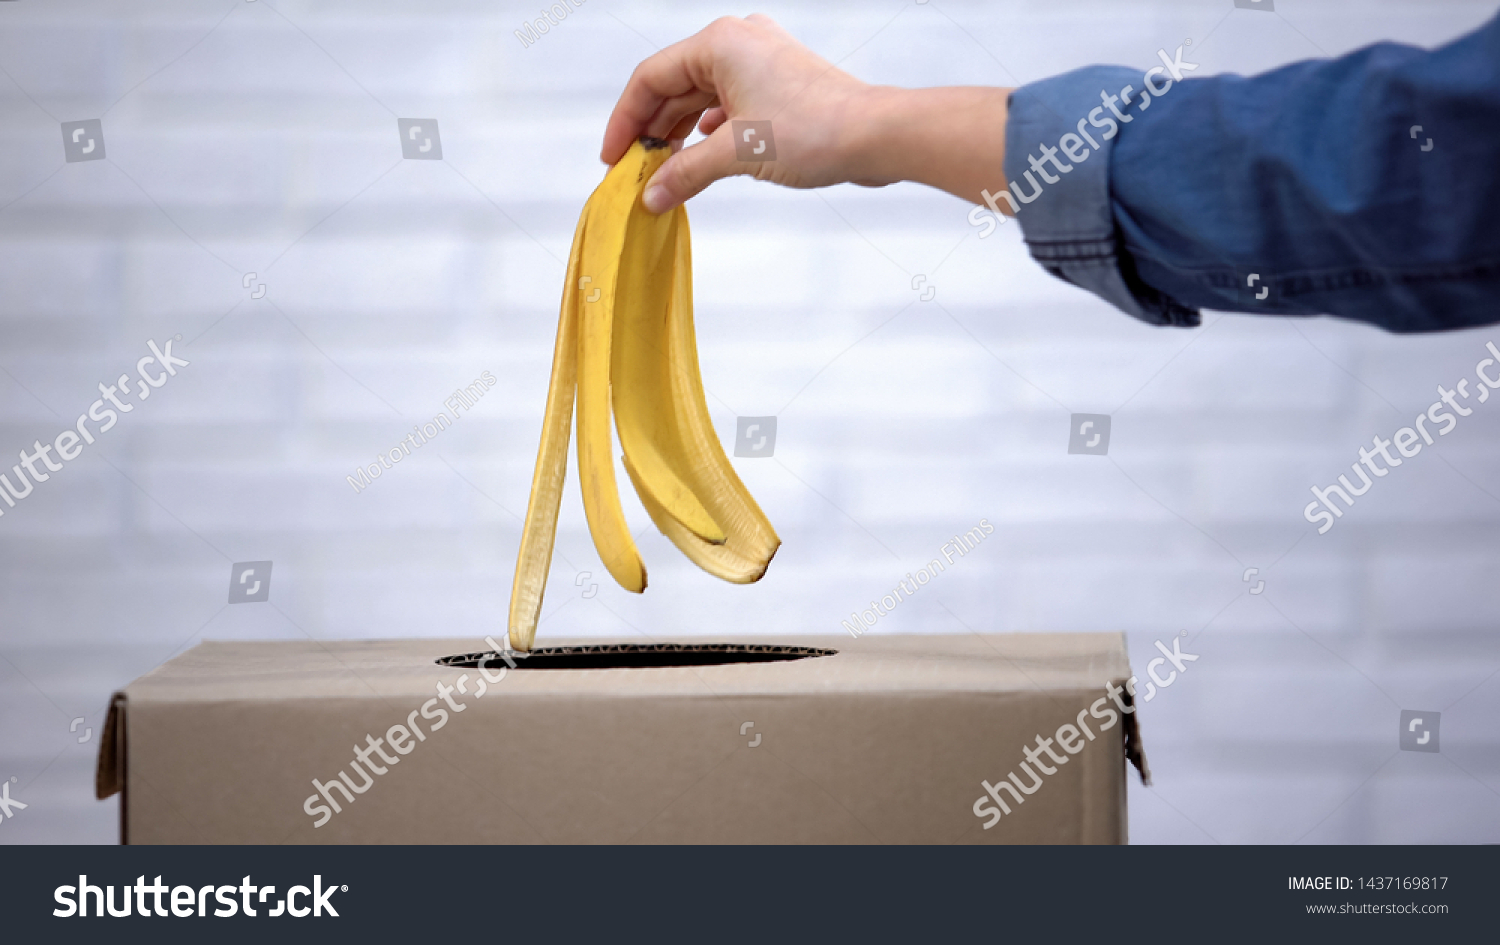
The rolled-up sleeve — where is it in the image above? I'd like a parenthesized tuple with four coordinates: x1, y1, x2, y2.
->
(1003, 13, 1500, 333)
(1004, 65, 1202, 328)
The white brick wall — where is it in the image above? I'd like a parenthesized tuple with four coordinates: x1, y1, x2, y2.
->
(1, 0, 1496, 844)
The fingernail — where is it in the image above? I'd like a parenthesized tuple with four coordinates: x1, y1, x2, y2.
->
(642, 183, 669, 214)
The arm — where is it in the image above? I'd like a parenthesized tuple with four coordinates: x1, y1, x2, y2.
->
(605, 13, 1500, 333)
(1010, 11, 1500, 332)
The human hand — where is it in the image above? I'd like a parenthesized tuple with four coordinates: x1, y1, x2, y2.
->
(601, 15, 899, 213)
(601, 15, 1012, 213)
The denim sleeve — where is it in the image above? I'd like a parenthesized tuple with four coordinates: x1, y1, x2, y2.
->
(1003, 13, 1500, 333)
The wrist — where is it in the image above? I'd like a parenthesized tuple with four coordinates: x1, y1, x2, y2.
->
(849, 85, 1012, 203)
(848, 85, 918, 186)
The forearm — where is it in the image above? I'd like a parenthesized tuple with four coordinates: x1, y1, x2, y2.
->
(996, 15, 1500, 333)
(856, 85, 1012, 206)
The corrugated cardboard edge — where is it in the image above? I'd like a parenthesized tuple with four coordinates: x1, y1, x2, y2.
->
(1122, 686, 1151, 786)
(95, 692, 128, 844)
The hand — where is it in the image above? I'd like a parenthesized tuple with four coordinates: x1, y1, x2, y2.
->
(602, 15, 878, 212)
(601, 15, 1012, 214)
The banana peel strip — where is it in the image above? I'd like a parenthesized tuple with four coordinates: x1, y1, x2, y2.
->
(508, 139, 779, 651)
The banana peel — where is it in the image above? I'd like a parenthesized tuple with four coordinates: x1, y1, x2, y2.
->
(507, 138, 780, 651)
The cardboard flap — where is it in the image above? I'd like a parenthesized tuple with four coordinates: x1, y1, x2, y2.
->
(95, 692, 126, 800)
(1124, 702, 1151, 786)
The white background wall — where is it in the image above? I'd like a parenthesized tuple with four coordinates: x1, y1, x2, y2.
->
(1, 0, 1497, 844)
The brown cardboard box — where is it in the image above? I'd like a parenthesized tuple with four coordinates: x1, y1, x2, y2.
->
(96, 633, 1147, 844)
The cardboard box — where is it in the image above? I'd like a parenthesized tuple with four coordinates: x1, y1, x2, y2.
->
(96, 633, 1148, 844)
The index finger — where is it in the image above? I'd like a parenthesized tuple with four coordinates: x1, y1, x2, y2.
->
(600, 21, 728, 164)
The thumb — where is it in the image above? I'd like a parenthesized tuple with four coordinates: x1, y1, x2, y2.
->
(642, 127, 741, 214)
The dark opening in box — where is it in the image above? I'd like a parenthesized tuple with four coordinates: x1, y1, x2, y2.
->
(436, 642, 838, 670)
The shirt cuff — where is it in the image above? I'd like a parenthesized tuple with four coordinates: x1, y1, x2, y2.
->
(1003, 66, 1200, 328)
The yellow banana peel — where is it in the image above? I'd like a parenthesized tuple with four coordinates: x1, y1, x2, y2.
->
(507, 138, 780, 651)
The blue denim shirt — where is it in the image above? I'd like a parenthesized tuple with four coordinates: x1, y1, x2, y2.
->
(1002, 13, 1500, 332)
